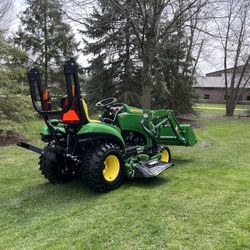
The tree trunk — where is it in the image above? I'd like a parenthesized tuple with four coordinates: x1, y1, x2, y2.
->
(226, 95, 235, 117)
(44, 0, 48, 87)
(141, 40, 154, 109)
(226, 103, 234, 117)
(124, 18, 131, 94)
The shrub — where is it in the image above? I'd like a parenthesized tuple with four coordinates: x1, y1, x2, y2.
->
(0, 90, 37, 136)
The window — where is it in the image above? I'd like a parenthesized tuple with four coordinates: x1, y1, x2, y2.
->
(204, 94, 210, 100)
(247, 96, 250, 101)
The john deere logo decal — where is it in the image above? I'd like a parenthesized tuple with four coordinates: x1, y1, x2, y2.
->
(130, 108, 143, 113)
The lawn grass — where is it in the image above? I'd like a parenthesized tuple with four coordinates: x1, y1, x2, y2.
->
(194, 103, 250, 115)
(0, 119, 250, 249)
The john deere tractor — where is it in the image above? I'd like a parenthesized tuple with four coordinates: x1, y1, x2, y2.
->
(17, 58, 197, 192)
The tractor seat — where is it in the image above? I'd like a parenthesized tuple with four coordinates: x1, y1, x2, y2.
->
(82, 99, 100, 123)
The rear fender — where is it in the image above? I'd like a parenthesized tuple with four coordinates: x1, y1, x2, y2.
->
(77, 122, 125, 148)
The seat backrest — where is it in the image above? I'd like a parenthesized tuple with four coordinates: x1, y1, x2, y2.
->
(61, 97, 81, 124)
(61, 96, 99, 124)
(82, 99, 91, 122)
(82, 99, 100, 123)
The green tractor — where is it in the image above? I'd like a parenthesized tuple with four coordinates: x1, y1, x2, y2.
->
(18, 58, 197, 192)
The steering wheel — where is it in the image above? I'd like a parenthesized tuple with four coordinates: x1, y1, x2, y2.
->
(96, 98, 117, 109)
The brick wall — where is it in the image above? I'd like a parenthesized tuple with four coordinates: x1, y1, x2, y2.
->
(194, 87, 250, 104)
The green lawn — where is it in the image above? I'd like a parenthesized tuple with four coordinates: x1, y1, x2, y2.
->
(194, 103, 250, 115)
(0, 119, 250, 249)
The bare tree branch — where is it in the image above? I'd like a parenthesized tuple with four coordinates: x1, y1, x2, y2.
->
(0, 0, 13, 31)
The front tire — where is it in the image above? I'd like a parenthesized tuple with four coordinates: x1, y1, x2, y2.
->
(159, 145, 171, 163)
(82, 142, 124, 192)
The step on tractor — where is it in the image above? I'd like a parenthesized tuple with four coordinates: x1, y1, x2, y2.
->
(17, 58, 197, 192)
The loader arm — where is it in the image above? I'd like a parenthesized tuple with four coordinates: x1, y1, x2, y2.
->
(154, 110, 197, 146)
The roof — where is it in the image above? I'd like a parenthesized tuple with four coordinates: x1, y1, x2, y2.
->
(195, 76, 250, 89)
(195, 76, 225, 88)
(206, 65, 250, 77)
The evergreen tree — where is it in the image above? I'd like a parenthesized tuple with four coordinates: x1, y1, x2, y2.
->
(83, 0, 142, 107)
(84, 56, 114, 111)
(14, 0, 79, 86)
(0, 31, 28, 94)
(152, 26, 195, 114)
(83, 0, 195, 113)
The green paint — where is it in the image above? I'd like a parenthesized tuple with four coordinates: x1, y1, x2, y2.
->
(119, 106, 197, 146)
(40, 119, 65, 137)
(39, 106, 197, 148)
(77, 122, 125, 147)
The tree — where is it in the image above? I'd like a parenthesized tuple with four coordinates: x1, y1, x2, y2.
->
(63, 0, 209, 112)
(153, 19, 195, 114)
(0, 33, 28, 94)
(107, 0, 206, 108)
(0, 0, 28, 94)
(0, 33, 34, 137)
(214, 0, 250, 116)
(15, 0, 79, 87)
(82, 0, 142, 107)
(63, 0, 208, 109)
(183, 0, 209, 77)
(84, 56, 114, 110)
(0, 0, 13, 31)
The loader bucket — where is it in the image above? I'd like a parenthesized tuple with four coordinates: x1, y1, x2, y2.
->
(157, 124, 197, 146)
(154, 109, 198, 146)
(180, 124, 197, 146)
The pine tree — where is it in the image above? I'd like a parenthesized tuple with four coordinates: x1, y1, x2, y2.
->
(83, 0, 142, 107)
(82, 0, 195, 113)
(14, 0, 79, 86)
(0, 31, 28, 94)
(152, 25, 195, 114)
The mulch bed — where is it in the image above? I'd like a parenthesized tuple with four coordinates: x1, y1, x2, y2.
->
(0, 132, 27, 147)
(177, 114, 206, 128)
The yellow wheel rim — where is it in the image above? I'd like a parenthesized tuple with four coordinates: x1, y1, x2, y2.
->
(161, 149, 169, 162)
(103, 155, 120, 182)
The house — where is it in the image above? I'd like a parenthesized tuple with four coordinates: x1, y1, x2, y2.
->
(194, 66, 250, 103)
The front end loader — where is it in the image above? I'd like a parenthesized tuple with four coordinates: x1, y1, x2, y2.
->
(17, 58, 197, 192)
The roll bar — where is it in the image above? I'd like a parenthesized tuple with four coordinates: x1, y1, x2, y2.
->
(63, 58, 88, 125)
(28, 66, 73, 115)
(27, 58, 87, 124)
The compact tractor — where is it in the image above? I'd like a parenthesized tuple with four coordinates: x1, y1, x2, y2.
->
(17, 58, 197, 192)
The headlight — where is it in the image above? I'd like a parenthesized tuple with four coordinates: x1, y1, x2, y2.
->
(143, 112, 148, 119)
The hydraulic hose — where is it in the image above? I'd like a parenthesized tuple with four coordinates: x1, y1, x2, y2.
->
(140, 118, 158, 148)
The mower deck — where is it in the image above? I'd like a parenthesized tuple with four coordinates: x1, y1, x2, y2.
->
(135, 159, 173, 178)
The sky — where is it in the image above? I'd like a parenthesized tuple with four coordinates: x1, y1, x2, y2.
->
(9, 0, 26, 32)
(9, 0, 220, 75)
(10, 0, 89, 67)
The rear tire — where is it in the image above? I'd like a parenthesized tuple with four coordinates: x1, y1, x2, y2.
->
(39, 146, 73, 183)
(82, 142, 124, 192)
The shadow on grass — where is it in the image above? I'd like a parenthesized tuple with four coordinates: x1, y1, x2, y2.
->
(12, 178, 101, 210)
(33, 178, 99, 197)
(24, 175, 170, 195)
(124, 176, 170, 189)
(172, 158, 194, 167)
(13, 158, 192, 211)
(16, 174, 171, 204)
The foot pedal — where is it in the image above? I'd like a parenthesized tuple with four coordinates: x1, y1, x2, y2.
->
(135, 159, 173, 178)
